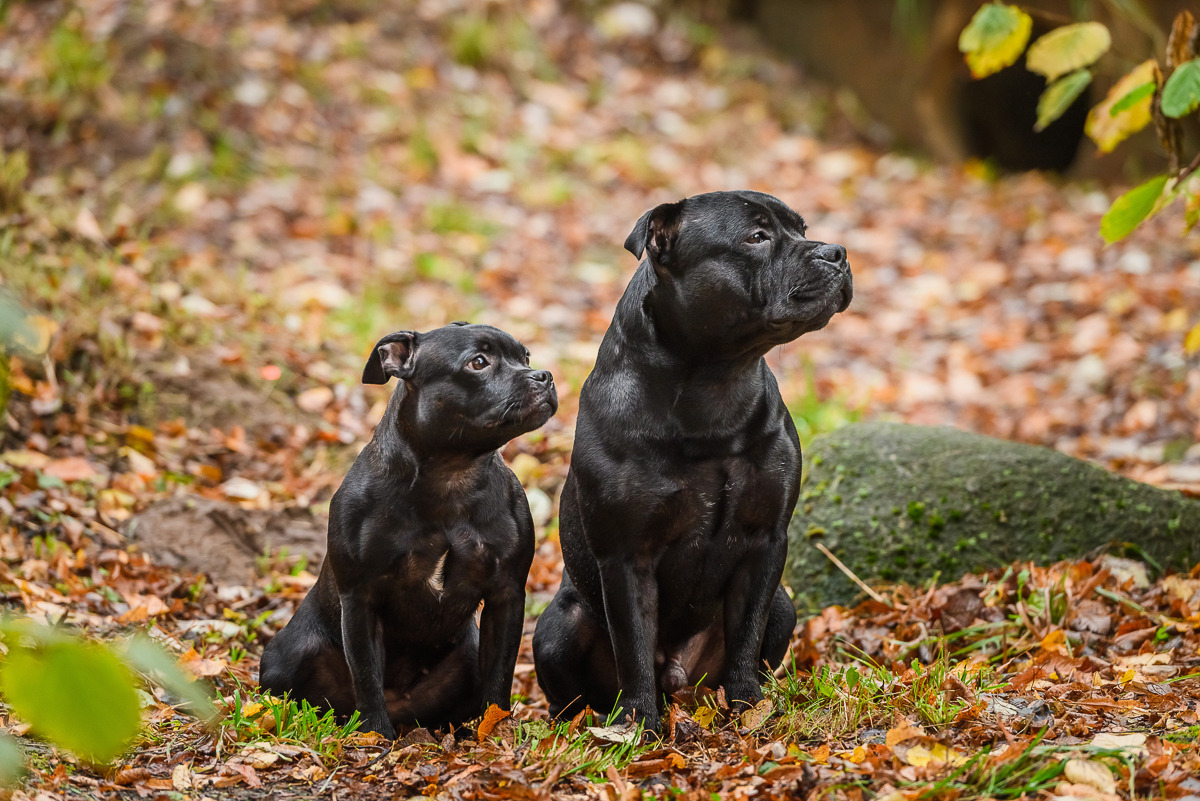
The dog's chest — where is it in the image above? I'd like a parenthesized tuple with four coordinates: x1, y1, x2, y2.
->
(392, 523, 507, 600)
(661, 456, 789, 543)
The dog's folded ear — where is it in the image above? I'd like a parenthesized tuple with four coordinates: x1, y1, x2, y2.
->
(362, 331, 418, 384)
(623, 201, 684, 270)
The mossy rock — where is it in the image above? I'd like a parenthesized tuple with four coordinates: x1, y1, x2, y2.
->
(786, 422, 1200, 614)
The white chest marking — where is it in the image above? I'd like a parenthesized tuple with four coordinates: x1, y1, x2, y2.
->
(427, 550, 448, 597)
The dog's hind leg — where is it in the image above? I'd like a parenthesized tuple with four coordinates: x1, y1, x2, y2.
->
(759, 587, 796, 675)
(260, 614, 355, 717)
(532, 577, 619, 721)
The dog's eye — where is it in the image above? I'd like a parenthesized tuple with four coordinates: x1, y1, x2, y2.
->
(522, 349, 531, 365)
(467, 355, 489, 371)
(745, 231, 769, 244)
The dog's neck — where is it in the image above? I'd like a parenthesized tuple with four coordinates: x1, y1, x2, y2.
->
(584, 266, 775, 439)
(370, 385, 499, 484)
(622, 264, 773, 376)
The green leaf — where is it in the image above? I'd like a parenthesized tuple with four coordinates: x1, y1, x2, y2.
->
(121, 635, 219, 725)
(1111, 80, 1156, 115)
(1036, 69, 1092, 131)
(1100, 174, 1170, 244)
(1026, 22, 1111, 81)
(0, 629, 142, 763)
(958, 3, 1033, 79)
(1162, 58, 1200, 118)
(0, 733, 25, 788)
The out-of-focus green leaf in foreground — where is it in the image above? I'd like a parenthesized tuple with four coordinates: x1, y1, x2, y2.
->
(1035, 69, 1092, 131)
(1162, 58, 1200, 119)
(0, 620, 218, 783)
(121, 634, 220, 725)
(0, 622, 142, 764)
(1100, 174, 1170, 245)
(0, 733, 25, 788)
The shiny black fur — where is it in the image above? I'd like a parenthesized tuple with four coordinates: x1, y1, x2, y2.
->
(532, 191, 851, 732)
(260, 323, 557, 738)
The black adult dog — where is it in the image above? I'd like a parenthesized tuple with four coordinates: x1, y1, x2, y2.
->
(259, 323, 557, 738)
(532, 191, 851, 732)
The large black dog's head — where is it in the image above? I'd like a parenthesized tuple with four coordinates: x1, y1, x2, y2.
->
(624, 190, 852, 359)
(362, 323, 557, 452)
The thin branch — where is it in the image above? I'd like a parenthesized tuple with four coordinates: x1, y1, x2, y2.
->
(1176, 148, 1200, 185)
(813, 542, 891, 608)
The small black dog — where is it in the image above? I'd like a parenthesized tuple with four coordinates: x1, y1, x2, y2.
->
(259, 323, 557, 738)
(532, 191, 851, 732)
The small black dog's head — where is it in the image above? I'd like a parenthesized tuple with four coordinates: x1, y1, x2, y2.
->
(625, 190, 852, 358)
(363, 323, 557, 452)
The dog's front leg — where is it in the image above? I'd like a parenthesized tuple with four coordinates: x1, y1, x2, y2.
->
(722, 532, 788, 711)
(597, 556, 660, 730)
(339, 589, 395, 739)
(478, 584, 524, 713)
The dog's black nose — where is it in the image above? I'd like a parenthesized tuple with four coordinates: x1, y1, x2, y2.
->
(529, 370, 553, 385)
(815, 243, 848, 268)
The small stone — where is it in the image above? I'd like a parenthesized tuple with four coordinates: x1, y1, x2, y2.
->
(221, 477, 262, 501)
(595, 2, 657, 39)
(296, 386, 334, 414)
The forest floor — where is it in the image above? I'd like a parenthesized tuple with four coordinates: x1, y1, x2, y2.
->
(1, 0, 1199, 798)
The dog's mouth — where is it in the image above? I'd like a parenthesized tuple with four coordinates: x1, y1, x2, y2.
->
(484, 388, 558, 430)
(784, 271, 853, 320)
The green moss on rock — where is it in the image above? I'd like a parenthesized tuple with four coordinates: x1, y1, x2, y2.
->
(786, 422, 1200, 615)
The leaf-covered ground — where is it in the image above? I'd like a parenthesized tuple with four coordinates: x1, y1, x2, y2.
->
(1, 0, 1199, 798)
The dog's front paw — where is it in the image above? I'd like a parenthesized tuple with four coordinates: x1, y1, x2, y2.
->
(360, 714, 397, 741)
(619, 704, 661, 736)
(724, 683, 764, 715)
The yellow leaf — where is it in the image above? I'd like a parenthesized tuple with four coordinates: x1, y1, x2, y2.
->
(1063, 758, 1116, 795)
(126, 424, 156, 445)
(1087, 60, 1157, 153)
(959, 3, 1033, 79)
(895, 738, 967, 768)
(1039, 628, 1069, 654)
(692, 705, 719, 728)
(841, 745, 867, 764)
(1027, 22, 1112, 81)
(924, 741, 967, 767)
(1185, 320, 1200, 355)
